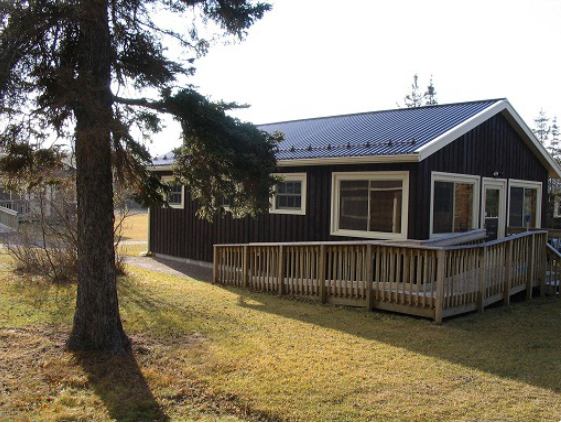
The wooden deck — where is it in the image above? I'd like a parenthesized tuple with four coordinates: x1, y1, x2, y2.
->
(213, 231, 559, 322)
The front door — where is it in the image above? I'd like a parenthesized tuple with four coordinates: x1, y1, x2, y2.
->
(481, 178, 507, 240)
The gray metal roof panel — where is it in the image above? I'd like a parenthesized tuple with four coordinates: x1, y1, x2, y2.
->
(152, 99, 502, 165)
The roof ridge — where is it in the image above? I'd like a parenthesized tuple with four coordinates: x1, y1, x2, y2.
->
(257, 98, 506, 127)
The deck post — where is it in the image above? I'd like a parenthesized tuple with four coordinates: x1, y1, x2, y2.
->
(435, 249, 446, 324)
(504, 241, 512, 306)
(278, 245, 284, 296)
(477, 246, 486, 312)
(539, 233, 547, 298)
(213, 245, 218, 283)
(319, 245, 326, 303)
(366, 244, 373, 310)
(242, 245, 249, 288)
(527, 234, 535, 301)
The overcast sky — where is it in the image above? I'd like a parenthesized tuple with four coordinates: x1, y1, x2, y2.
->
(149, 0, 561, 156)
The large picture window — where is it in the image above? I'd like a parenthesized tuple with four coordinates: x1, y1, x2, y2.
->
(508, 180, 541, 228)
(431, 172, 479, 236)
(270, 173, 307, 215)
(332, 172, 409, 239)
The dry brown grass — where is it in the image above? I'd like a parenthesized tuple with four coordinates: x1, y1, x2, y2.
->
(1, 249, 561, 421)
(118, 212, 148, 242)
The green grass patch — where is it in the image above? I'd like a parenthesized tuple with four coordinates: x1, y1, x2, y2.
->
(1, 254, 560, 421)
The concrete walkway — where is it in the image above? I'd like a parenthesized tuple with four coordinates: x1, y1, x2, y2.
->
(123, 255, 213, 282)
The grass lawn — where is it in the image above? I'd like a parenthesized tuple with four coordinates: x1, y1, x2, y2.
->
(1, 250, 560, 421)
(117, 212, 148, 243)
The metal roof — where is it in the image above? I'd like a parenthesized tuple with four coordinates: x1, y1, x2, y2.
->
(152, 99, 503, 165)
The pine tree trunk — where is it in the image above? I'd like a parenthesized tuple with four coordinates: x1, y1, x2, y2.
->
(67, 0, 130, 354)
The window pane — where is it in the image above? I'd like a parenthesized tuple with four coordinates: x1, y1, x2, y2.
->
(277, 183, 286, 194)
(454, 183, 473, 232)
(524, 188, 537, 227)
(509, 187, 524, 227)
(339, 180, 368, 231)
(433, 181, 454, 234)
(169, 184, 182, 205)
(277, 195, 287, 208)
(485, 189, 500, 218)
(369, 181, 402, 233)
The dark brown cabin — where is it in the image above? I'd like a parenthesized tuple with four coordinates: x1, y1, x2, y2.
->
(148, 99, 561, 267)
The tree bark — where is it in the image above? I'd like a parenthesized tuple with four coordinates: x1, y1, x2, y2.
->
(67, 0, 130, 354)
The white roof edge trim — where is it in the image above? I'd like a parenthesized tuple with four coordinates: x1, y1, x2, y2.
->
(416, 100, 507, 161)
(416, 99, 561, 178)
(503, 102, 561, 179)
(147, 154, 420, 171)
(276, 154, 419, 167)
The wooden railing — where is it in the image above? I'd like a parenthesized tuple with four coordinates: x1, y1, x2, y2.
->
(214, 231, 550, 323)
(545, 244, 561, 297)
(0, 200, 31, 217)
(0, 205, 19, 231)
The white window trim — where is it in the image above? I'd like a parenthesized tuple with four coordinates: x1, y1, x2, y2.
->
(430, 171, 481, 238)
(507, 179, 542, 228)
(161, 175, 184, 209)
(270, 173, 307, 215)
(480, 177, 507, 239)
(331, 171, 409, 240)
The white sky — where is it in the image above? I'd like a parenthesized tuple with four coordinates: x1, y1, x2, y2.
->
(149, 0, 561, 156)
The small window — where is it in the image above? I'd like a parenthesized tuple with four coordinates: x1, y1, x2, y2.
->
(556, 197, 561, 218)
(431, 172, 479, 237)
(332, 171, 409, 240)
(508, 180, 541, 228)
(161, 176, 184, 209)
(270, 173, 307, 215)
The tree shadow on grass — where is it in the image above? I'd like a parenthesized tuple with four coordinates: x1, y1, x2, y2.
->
(224, 286, 561, 393)
(73, 351, 169, 422)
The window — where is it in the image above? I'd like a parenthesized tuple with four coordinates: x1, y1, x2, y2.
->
(508, 180, 541, 228)
(270, 173, 307, 215)
(161, 176, 184, 209)
(331, 171, 409, 239)
(555, 195, 561, 218)
(430, 172, 480, 237)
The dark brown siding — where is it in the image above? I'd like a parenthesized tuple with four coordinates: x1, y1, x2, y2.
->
(415, 112, 549, 239)
(150, 111, 549, 262)
(151, 162, 418, 263)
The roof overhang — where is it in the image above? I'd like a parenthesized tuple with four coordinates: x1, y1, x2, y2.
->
(147, 99, 561, 178)
(415, 99, 561, 178)
(276, 153, 419, 167)
(147, 154, 420, 171)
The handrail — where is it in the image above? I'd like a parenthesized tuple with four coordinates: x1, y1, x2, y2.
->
(215, 229, 543, 252)
(421, 229, 487, 247)
(0, 205, 18, 216)
(547, 243, 561, 259)
(214, 240, 444, 250)
(0, 204, 19, 230)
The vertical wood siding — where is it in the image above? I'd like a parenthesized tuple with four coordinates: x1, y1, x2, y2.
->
(150, 112, 549, 263)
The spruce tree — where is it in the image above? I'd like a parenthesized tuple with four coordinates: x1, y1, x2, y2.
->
(402, 74, 424, 108)
(549, 116, 560, 162)
(400, 74, 438, 108)
(0, 0, 278, 353)
(533, 108, 551, 145)
(424, 75, 438, 106)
